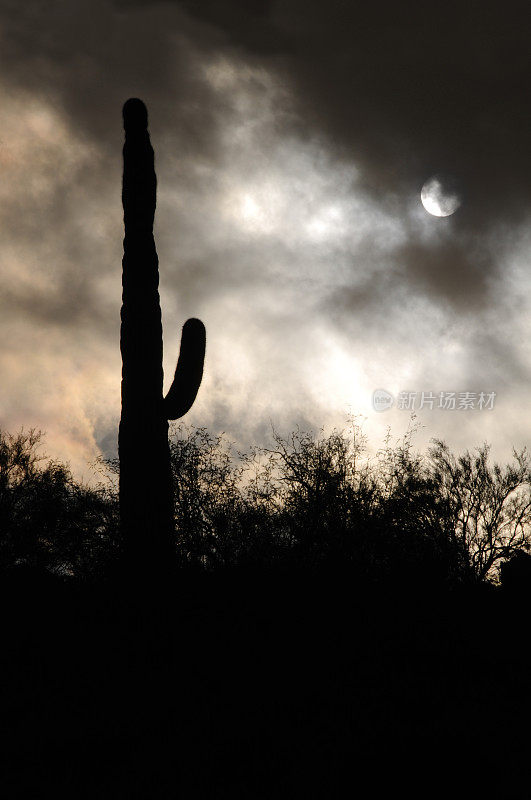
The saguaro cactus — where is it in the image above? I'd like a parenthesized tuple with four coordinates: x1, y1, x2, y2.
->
(119, 98, 206, 572)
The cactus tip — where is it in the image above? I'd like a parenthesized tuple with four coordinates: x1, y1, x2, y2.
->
(122, 98, 148, 131)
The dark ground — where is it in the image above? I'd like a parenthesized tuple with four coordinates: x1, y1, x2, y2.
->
(1, 567, 529, 798)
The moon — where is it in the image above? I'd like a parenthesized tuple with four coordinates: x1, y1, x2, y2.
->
(421, 175, 462, 217)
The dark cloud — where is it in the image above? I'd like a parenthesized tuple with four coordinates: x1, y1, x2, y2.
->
(0, 0, 225, 155)
(0, 0, 529, 470)
(2, 0, 527, 308)
(179, 0, 530, 213)
(395, 238, 493, 312)
(173, 0, 531, 309)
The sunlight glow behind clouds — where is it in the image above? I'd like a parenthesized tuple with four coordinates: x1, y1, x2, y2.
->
(0, 17, 530, 478)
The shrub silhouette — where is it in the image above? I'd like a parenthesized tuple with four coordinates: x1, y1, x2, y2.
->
(0, 429, 118, 577)
(428, 438, 531, 582)
(163, 421, 531, 584)
(119, 98, 206, 574)
(2, 421, 530, 586)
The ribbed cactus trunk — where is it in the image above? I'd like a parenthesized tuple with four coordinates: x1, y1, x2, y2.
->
(119, 99, 205, 573)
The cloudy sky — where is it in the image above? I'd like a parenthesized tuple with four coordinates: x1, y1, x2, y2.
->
(0, 0, 530, 480)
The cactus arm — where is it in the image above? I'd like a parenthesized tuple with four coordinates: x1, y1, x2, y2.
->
(164, 318, 206, 420)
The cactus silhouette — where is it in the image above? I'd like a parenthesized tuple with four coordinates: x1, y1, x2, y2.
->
(119, 98, 206, 572)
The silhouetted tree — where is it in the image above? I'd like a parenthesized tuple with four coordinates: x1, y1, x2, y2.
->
(4, 419, 529, 586)
(119, 98, 206, 574)
(167, 425, 287, 568)
(0, 428, 118, 577)
(247, 424, 368, 567)
(428, 439, 531, 582)
(169, 426, 244, 567)
(164, 421, 531, 585)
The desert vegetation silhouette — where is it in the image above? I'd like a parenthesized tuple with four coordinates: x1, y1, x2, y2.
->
(1, 419, 531, 586)
(119, 98, 205, 576)
(2, 99, 531, 797)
